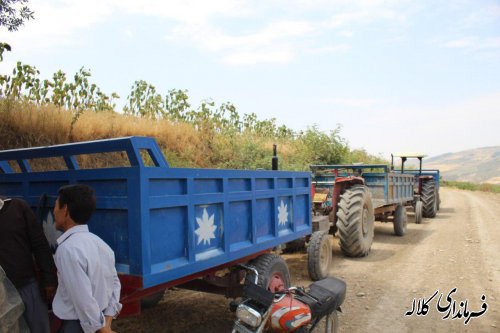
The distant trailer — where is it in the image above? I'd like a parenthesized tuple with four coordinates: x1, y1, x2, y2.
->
(391, 153, 441, 219)
(305, 164, 415, 281)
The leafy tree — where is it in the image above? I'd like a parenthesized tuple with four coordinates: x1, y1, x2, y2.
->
(0, 0, 34, 31)
(164, 89, 190, 121)
(124, 80, 164, 119)
(0, 0, 34, 61)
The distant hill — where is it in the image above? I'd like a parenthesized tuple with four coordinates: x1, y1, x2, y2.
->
(424, 147, 500, 184)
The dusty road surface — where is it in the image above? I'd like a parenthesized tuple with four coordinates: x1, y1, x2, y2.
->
(114, 188, 500, 333)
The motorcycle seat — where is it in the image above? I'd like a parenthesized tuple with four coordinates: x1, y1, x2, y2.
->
(297, 277, 347, 317)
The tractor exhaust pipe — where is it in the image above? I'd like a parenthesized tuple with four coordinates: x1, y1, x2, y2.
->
(272, 144, 278, 171)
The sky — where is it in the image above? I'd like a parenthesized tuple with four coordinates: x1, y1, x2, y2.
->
(1, 0, 499, 159)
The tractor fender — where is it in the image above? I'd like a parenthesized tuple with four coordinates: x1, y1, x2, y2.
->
(329, 177, 365, 224)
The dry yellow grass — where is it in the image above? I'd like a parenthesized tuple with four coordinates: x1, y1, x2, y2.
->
(0, 100, 287, 169)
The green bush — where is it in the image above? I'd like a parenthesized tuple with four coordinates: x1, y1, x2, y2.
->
(442, 180, 500, 193)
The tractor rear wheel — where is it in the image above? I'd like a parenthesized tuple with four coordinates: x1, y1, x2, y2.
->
(393, 204, 408, 236)
(336, 185, 374, 257)
(422, 180, 437, 218)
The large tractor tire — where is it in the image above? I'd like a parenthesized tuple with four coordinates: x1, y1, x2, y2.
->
(414, 201, 423, 224)
(307, 231, 332, 281)
(245, 253, 290, 292)
(422, 180, 437, 218)
(393, 204, 408, 236)
(336, 185, 374, 257)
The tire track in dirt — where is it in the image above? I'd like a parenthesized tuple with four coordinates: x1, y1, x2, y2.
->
(333, 188, 499, 333)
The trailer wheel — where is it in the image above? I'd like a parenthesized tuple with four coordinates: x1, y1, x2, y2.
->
(246, 253, 290, 292)
(336, 185, 374, 257)
(307, 231, 332, 281)
(393, 204, 407, 236)
(140, 289, 165, 309)
(422, 180, 437, 218)
(414, 201, 423, 224)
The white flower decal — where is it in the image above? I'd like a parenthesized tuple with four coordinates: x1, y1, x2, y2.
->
(278, 200, 288, 226)
(195, 208, 217, 245)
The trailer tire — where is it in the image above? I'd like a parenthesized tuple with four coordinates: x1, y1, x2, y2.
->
(336, 185, 374, 257)
(140, 289, 165, 309)
(246, 253, 290, 292)
(422, 180, 437, 218)
(307, 231, 332, 281)
(414, 201, 423, 224)
(393, 204, 407, 236)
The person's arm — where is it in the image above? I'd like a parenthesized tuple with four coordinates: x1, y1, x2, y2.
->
(23, 200, 57, 298)
(95, 316, 115, 333)
(103, 264, 122, 320)
(56, 248, 106, 333)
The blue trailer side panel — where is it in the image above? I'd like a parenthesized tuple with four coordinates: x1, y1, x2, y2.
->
(398, 169, 440, 191)
(311, 164, 415, 208)
(0, 137, 311, 289)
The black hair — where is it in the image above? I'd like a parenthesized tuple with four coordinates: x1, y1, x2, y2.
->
(57, 184, 96, 224)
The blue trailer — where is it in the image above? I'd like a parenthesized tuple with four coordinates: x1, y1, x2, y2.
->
(391, 153, 441, 219)
(305, 164, 415, 280)
(0, 136, 312, 316)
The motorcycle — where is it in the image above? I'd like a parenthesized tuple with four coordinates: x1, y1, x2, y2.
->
(232, 265, 346, 333)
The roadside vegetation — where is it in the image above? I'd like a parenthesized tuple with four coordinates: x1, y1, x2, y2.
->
(442, 180, 500, 194)
(0, 63, 386, 170)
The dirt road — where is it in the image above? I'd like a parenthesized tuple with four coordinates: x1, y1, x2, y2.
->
(114, 188, 500, 332)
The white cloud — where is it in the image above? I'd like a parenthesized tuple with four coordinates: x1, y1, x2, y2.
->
(321, 98, 378, 108)
(337, 31, 354, 38)
(112, 0, 247, 24)
(443, 37, 500, 57)
(223, 48, 294, 66)
(163, 1, 408, 65)
(444, 38, 474, 49)
(167, 19, 315, 64)
(307, 44, 351, 55)
(0, 0, 414, 66)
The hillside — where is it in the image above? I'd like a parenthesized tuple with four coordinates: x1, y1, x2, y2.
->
(424, 146, 500, 184)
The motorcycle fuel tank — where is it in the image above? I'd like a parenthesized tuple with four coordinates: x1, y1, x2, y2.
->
(270, 294, 312, 332)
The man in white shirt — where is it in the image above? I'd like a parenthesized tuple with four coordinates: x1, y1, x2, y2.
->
(52, 184, 122, 333)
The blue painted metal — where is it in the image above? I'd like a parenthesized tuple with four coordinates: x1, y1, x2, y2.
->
(311, 164, 415, 208)
(0, 137, 311, 288)
(398, 169, 440, 191)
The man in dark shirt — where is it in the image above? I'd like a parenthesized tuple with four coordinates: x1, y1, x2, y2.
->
(0, 196, 57, 333)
